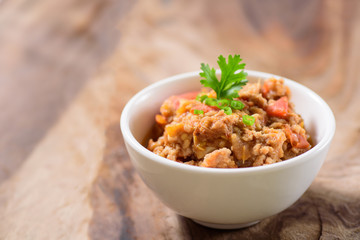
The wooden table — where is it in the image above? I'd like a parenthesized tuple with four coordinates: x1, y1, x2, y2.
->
(1, 0, 360, 239)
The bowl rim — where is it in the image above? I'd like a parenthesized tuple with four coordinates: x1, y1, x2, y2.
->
(120, 70, 336, 175)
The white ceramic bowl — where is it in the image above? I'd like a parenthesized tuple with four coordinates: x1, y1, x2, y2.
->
(120, 70, 335, 229)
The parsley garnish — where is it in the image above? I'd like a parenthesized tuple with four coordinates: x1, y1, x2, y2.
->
(200, 54, 248, 100)
(197, 54, 247, 116)
(195, 55, 255, 127)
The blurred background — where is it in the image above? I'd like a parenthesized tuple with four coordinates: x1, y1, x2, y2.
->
(0, 0, 359, 239)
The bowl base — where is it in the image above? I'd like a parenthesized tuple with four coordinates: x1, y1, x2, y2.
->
(192, 219, 260, 229)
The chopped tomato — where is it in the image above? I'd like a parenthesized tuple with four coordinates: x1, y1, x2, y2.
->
(191, 103, 218, 114)
(172, 91, 199, 109)
(266, 96, 288, 118)
(284, 125, 310, 149)
(177, 91, 199, 100)
(296, 134, 310, 149)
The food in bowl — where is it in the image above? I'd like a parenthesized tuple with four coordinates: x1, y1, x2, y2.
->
(148, 55, 311, 168)
(120, 64, 335, 229)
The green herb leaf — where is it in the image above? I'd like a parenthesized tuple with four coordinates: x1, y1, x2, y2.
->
(204, 97, 218, 106)
(231, 100, 245, 110)
(217, 99, 230, 109)
(223, 107, 232, 115)
(199, 54, 248, 100)
(193, 109, 204, 115)
(200, 64, 219, 96)
(242, 115, 255, 126)
(198, 54, 248, 114)
(217, 55, 248, 99)
(196, 94, 209, 103)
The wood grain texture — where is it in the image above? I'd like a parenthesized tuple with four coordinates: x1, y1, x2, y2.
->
(0, 0, 360, 239)
(0, 0, 133, 182)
